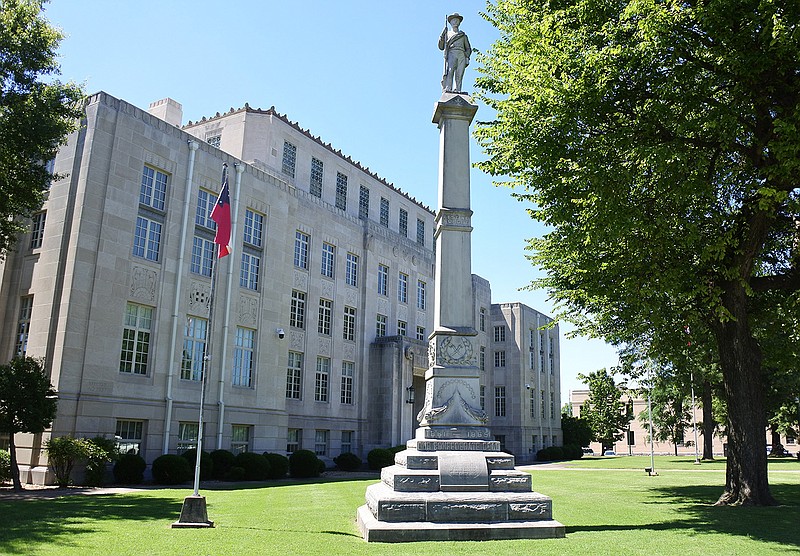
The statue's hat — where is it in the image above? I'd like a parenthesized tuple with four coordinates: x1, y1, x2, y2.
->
(447, 13, 463, 24)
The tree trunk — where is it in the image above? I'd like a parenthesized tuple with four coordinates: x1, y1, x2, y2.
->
(770, 425, 784, 456)
(9, 432, 22, 492)
(674, 443, 678, 456)
(712, 284, 776, 506)
(702, 379, 714, 460)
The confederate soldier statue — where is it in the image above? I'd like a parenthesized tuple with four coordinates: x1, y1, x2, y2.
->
(439, 13, 472, 93)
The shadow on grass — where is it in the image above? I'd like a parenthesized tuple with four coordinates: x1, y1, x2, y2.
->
(202, 474, 377, 491)
(568, 483, 800, 548)
(0, 494, 181, 554)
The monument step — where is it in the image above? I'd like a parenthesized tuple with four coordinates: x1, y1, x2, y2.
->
(407, 439, 501, 452)
(381, 465, 533, 493)
(395, 449, 517, 470)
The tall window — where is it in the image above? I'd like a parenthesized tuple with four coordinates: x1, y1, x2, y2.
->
(495, 386, 506, 417)
(240, 252, 261, 290)
(341, 431, 353, 454)
(479, 346, 485, 371)
(233, 327, 255, 387)
(294, 231, 310, 269)
(398, 273, 408, 303)
(479, 308, 486, 332)
(310, 157, 323, 197)
(494, 326, 506, 342)
(15, 296, 33, 356)
(359, 185, 370, 219)
(549, 336, 555, 374)
(494, 351, 506, 368)
(177, 422, 199, 452)
(181, 316, 207, 381)
(315, 430, 329, 456)
(290, 290, 306, 328)
(399, 208, 408, 237)
(191, 236, 214, 276)
(231, 425, 251, 454)
(287, 428, 301, 453)
(550, 392, 556, 419)
(30, 211, 46, 249)
(541, 390, 546, 419)
(343, 306, 356, 341)
(397, 320, 407, 336)
(341, 361, 354, 404)
(318, 298, 332, 335)
(282, 140, 297, 178)
(377, 264, 388, 296)
(286, 351, 303, 399)
(376, 314, 387, 337)
(416, 326, 426, 341)
(530, 389, 537, 418)
(417, 280, 426, 310)
(115, 420, 143, 455)
(133, 216, 162, 261)
(140, 166, 168, 211)
(315, 357, 330, 402)
(540, 331, 546, 373)
(345, 253, 359, 287)
(335, 172, 348, 210)
(120, 302, 152, 375)
(321, 243, 335, 278)
(135, 166, 167, 262)
(195, 189, 215, 228)
(416, 218, 425, 246)
(243, 209, 263, 247)
(480, 386, 485, 410)
(380, 197, 389, 227)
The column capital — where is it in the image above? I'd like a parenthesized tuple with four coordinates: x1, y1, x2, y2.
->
(432, 92, 479, 125)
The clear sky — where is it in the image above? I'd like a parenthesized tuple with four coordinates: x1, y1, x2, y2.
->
(43, 0, 619, 400)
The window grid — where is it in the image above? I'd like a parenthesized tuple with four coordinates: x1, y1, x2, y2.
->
(550, 392, 556, 419)
(479, 308, 486, 332)
(416, 218, 425, 246)
(345, 253, 359, 287)
(231, 424, 251, 454)
(181, 316, 207, 381)
(416, 326, 426, 341)
(315, 357, 330, 402)
(494, 351, 506, 368)
(341, 361, 354, 405)
(310, 157, 323, 197)
(120, 302, 152, 375)
(294, 231, 310, 269)
(30, 211, 46, 249)
(417, 281, 426, 310)
(398, 273, 408, 303)
(240, 252, 261, 290)
(399, 208, 408, 237)
(243, 209, 263, 247)
(191, 236, 214, 276)
(177, 422, 199, 453)
(380, 197, 389, 227)
(359, 185, 370, 219)
(480, 386, 485, 410)
(232, 327, 255, 387)
(397, 320, 407, 336)
(195, 189, 216, 229)
(315, 430, 329, 456)
(495, 386, 506, 417)
(343, 306, 356, 341)
(15, 296, 33, 357)
(287, 428, 301, 453)
(335, 172, 347, 210)
(290, 290, 306, 329)
(530, 389, 537, 418)
(377, 264, 388, 296)
(133, 216, 162, 261)
(139, 166, 167, 211)
(282, 141, 297, 178)
(494, 326, 506, 342)
(321, 243, 335, 278)
(318, 298, 332, 335)
(115, 420, 143, 455)
(541, 390, 546, 419)
(341, 430, 353, 454)
(376, 314, 387, 337)
(480, 346, 485, 371)
(286, 351, 303, 399)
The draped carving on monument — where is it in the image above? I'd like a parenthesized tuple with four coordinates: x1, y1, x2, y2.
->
(130, 266, 157, 301)
(189, 281, 211, 311)
(239, 295, 258, 325)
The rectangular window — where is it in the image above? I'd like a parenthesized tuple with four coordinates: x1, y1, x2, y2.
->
(181, 316, 207, 381)
(341, 361, 354, 405)
(550, 392, 556, 419)
(133, 216, 162, 261)
(315, 430, 329, 456)
(494, 351, 506, 368)
(479, 308, 486, 332)
(310, 157, 323, 197)
(398, 273, 408, 303)
(345, 253, 359, 287)
(494, 326, 506, 342)
(416, 326, 426, 341)
(30, 211, 46, 249)
(177, 422, 199, 452)
(399, 208, 408, 237)
(417, 280, 426, 310)
(290, 290, 306, 329)
(479, 346, 485, 371)
(115, 419, 143, 455)
(294, 231, 310, 269)
(287, 428, 301, 453)
(397, 320, 407, 336)
(541, 390, 546, 419)
(315, 357, 330, 402)
(495, 386, 506, 417)
(416, 218, 425, 246)
(282, 140, 297, 178)
(286, 351, 303, 399)
(380, 197, 389, 227)
(376, 314, 387, 337)
(195, 189, 216, 229)
(359, 185, 370, 219)
(233, 327, 255, 387)
(15, 296, 33, 357)
(321, 243, 335, 278)
(240, 252, 261, 290)
(480, 385, 485, 410)
(530, 389, 537, 418)
(231, 425, 251, 455)
(540, 331, 546, 373)
(343, 306, 356, 341)
(377, 264, 388, 296)
(335, 172, 347, 210)
(243, 209, 264, 247)
(318, 298, 332, 335)
(341, 430, 353, 454)
(191, 236, 214, 276)
(140, 166, 168, 211)
(120, 302, 152, 375)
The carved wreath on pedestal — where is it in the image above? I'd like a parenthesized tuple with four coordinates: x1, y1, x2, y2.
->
(437, 336, 474, 365)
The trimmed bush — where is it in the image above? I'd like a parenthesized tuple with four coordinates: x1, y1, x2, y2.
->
(46, 436, 90, 487)
(536, 446, 565, 462)
(367, 448, 394, 470)
(263, 453, 289, 479)
(333, 452, 362, 471)
(84, 436, 118, 487)
(562, 444, 583, 460)
(225, 466, 246, 481)
(234, 452, 271, 481)
(389, 445, 406, 455)
(210, 449, 235, 480)
(181, 449, 213, 481)
(113, 453, 146, 484)
(152, 454, 192, 485)
(0, 449, 10, 484)
(289, 449, 321, 478)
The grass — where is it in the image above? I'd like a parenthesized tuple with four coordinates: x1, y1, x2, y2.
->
(1, 462, 799, 555)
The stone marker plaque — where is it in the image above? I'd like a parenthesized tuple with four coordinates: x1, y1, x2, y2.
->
(438, 451, 488, 492)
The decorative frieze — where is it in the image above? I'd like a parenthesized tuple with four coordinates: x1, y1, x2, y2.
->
(130, 266, 157, 302)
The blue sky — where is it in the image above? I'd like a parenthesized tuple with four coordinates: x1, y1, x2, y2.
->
(43, 0, 619, 399)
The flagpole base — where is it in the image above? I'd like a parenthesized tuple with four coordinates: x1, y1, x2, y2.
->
(172, 495, 215, 528)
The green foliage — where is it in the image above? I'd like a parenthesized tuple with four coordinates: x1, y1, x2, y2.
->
(263, 452, 289, 479)
(45, 436, 89, 487)
(83, 437, 117, 487)
(210, 449, 235, 480)
(233, 452, 271, 481)
(180, 449, 213, 481)
(366, 448, 394, 470)
(0, 0, 84, 255)
(333, 452, 362, 471)
(536, 446, 565, 461)
(112, 453, 146, 484)
(288, 449, 321, 478)
(151, 454, 191, 485)
(0, 357, 57, 437)
(579, 370, 631, 452)
(560, 413, 593, 448)
(0, 449, 10, 483)
(640, 372, 694, 455)
(225, 465, 246, 482)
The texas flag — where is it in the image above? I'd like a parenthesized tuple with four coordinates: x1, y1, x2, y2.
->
(210, 164, 232, 258)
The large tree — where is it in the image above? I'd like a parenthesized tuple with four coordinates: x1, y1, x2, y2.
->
(578, 370, 631, 453)
(0, 357, 57, 491)
(0, 0, 83, 255)
(475, 0, 799, 505)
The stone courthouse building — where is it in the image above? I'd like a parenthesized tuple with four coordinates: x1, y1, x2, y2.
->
(0, 92, 561, 483)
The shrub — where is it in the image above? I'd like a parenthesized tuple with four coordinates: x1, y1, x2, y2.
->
(562, 444, 583, 460)
(536, 446, 565, 462)
(333, 452, 362, 471)
(0, 449, 10, 484)
(289, 449, 321, 478)
(84, 436, 118, 486)
(46, 436, 90, 487)
(389, 445, 406, 454)
(113, 453, 146, 484)
(225, 466, 246, 481)
(263, 453, 289, 479)
(152, 454, 191, 485)
(234, 452, 271, 481)
(210, 449, 235, 480)
(181, 449, 213, 481)
(367, 448, 394, 470)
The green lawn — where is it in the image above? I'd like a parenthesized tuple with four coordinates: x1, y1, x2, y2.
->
(1, 463, 799, 555)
